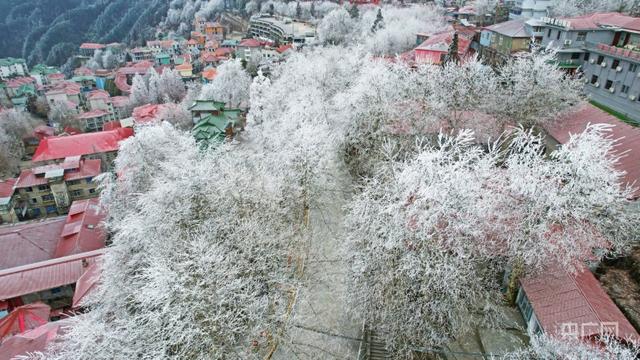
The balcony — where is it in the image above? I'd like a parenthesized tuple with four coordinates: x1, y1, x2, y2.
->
(586, 42, 640, 62)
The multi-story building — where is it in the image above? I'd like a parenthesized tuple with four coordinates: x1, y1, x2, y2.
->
(509, 0, 551, 20)
(205, 22, 225, 40)
(79, 43, 105, 57)
(248, 15, 315, 45)
(12, 158, 101, 219)
(31, 127, 134, 170)
(540, 13, 640, 123)
(0, 58, 28, 78)
(0, 178, 18, 224)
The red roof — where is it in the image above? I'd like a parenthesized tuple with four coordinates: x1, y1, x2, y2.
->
(557, 12, 640, 32)
(546, 103, 640, 198)
(200, 52, 217, 63)
(86, 89, 110, 100)
(73, 67, 94, 77)
(54, 198, 106, 258)
(33, 125, 55, 140)
(46, 81, 81, 96)
(521, 265, 640, 343)
(79, 43, 105, 50)
(202, 67, 218, 81)
(46, 73, 65, 80)
(0, 178, 16, 199)
(0, 320, 65, 360)
(276, 44, 293, 54)
(5, 77, 36, 89)
(72, 260, 102, 308)
(214, 47, 234, 57)
(32, 128, 134, 162)
(415, 31, 473, 64)
(0, 218, 66, 271)
(76, 109, 110, 120)
(15, 159, 101, 188)
(132, 104, 165, 124)
(114, 61, 154, 93)
(175, 62, 193, 72)
(111, 96, 130, 108)
(102, 120, 122, 131)
(0, 249, 103, 300)
(239, 38, 262, 48)
(0, 303, 50, 341)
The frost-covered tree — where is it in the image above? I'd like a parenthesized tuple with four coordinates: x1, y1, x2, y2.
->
(199, 59, 251, 108)
(489, 49, 583, 129)
(0, 110, 40, 177)
(346, 126, 639, 357)
(247, 70, 271, 126)
(549, 0, 638, 16)
(130, 73, 151, 107)
(317, 8, 355, 45)
(158, 103, 193, 130)
(147, 68, 162, 104)
(159, 69, 187, 103)
(47, 123, 307, 359)
(499, 334, 640, 360)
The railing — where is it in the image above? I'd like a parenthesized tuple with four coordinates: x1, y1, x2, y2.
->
(585, 41, 640, 61)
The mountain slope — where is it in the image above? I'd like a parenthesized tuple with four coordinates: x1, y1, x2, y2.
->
(0, 0, 170, 66)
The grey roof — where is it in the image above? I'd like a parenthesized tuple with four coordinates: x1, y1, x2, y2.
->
(486, 19, 530, 38)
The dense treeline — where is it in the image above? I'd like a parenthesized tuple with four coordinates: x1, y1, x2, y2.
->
(0, 0, 170, 66)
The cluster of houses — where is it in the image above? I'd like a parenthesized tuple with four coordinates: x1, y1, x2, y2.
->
(412, 3, 640, 123)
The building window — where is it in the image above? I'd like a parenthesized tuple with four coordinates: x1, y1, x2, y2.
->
(584, 52, 590, 61)
(31, 208, 41, 217)
(46, 205, 57, 214)
(571, 52, 580, 60)
(612, 59, 620, 69)
(605, 80, 613, 90)
(630, 63, 638, 72)
(67, 180, 80, 186)
(37, 185, 49, 191)
(30, 198, 37, 204)
(25, 187, 33, 193)
(556, 31, 561, 40)
(597, 55, 604, 64)
(70, 190, 83, 197)
(591, 75, 598, 84)
(42, 194, 54, 202)
(548, 29, 552, 37)
(622, 85, 630, 94)
(517, 289, 534, 322)
(576, 32, 587, 42)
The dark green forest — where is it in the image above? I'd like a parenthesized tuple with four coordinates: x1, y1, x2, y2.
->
(0, 0, 170, 66)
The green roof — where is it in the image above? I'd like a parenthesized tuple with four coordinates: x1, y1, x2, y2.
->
(192, 111, 242, 145)
(30, 64, 60, 75)
(11, 96, 27, 106)
(155, 53, 171, 59)
(174, 57, 185, 65)
(189, 100, 226, 112)
(222, 40, 239, 46)
(0, 58, 26, 67)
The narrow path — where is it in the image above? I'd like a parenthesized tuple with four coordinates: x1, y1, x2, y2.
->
(274, 162, 361, 359)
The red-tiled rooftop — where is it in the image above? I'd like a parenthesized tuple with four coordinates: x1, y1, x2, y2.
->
(5, 77, 36, 89)
(32, 128, 133, 162)
(555, 12, 640, 32)
(0, 249, 104, 300)
(54, 198, 106, 258)
(239, 38, 262, 48)
(546, 102, 640, 198)
(86, 89, 110, 100)
(521, 265, 640, 343)
(0, 179, 16, 199)
(15, 159, 101, 188)
(111, 96, 130, 108)
(132, 104, 167, 124)
(79, 43, 105, 50)
(202, 67, 218, 81)
(76, 109, 110, 120)
(0, 218, 66, 271)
